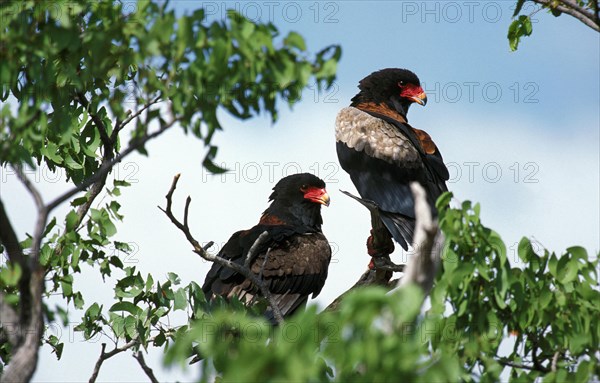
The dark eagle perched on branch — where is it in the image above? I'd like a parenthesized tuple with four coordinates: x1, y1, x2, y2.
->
(335, 68, 449, 253)
(202, 173, 332, 323)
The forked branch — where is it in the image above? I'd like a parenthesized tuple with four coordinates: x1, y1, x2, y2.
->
(158, 174, 284, 324)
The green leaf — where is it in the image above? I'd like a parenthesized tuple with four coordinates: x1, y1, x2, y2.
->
(566, 246, 587, 260)
(71, 196, 88, 207)
(0, 264, 22, 286)
(508, 15, 533, 51)
(65, 210, 79, 231)
(284, 31, 306, 51)
(114, 179, 131, 187)
(110, 301, 141, 316)
(558, 258, 579, 284)
(203, 146, 227, 174)
(517, 237, 534, 263)
(86, 303, 101, 318)
(436, 191, 453, 211)
(167, 272, 181, 285)
(174, 288, 187, 311)
(548, 253, 558, 277)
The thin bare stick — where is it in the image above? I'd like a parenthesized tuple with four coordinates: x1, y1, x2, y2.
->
(245, 231, 269, 268)
(551, 351, 560, 372)
(134, 351, 159, 383)
(159, 174, 284, 324)
(114, 95, 162, 137)
(88, 340, 139, 383)
(497, 357, 550, 372)
(184, 196, 191, 228)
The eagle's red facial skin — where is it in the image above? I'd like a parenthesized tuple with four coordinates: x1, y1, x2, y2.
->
(303, 187, 330, 206)
(399, 83, 427, 106)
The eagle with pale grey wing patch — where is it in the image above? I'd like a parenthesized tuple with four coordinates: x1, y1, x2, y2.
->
(335, 68, 449, 251)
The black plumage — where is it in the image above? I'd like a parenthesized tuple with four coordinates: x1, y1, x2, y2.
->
(335, 68, 449, 250)
(202, 173, 331, 322)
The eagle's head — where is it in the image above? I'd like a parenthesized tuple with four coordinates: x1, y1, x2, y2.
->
(351, 68, 427, 118)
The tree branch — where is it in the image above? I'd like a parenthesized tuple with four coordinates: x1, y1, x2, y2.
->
(245, 231, 269, 268)
(74, 95, 163, 229)
(498, 357, 551, 372)
(392, 183, 443, 294)
(1, 169, 46, 383)
(12, 166, 44, 212)
(531, 0, 600, 31)
(134, 351, 159, 383)
(0, 291, 19, 347)
(0, 265, 45, 383)
(0, 199, 27, 272)
(88, 340, 139, 383)
(1, 106, 175, 383)
(75, 91, 112, 153)
(551, 351, 560, 372)
(114, 95, 162, 140)
(159, 174, 284, 324)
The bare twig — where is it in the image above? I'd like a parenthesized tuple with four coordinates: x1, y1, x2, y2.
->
(134, 351, 159, 383)
(530, 0, 600, 31)
(184, 196, 191, 228)
(159, 174, 285, 324)
(245, 231, 269, 268)
(498, 358, 544, 371)
(551, 351, 560, 372)
(114, 95, 162, 139)
(89, 340, 139, 383)
(497, 357, 551, 373)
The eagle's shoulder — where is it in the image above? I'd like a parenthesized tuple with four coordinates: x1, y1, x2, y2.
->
(335, 106, 420, 167)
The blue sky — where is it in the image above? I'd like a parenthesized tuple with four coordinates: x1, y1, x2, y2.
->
(0, 1, 598, 381)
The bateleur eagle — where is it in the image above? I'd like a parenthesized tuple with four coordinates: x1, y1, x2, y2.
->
(202, 173, 332, 323)
(335, 68, 449, 251)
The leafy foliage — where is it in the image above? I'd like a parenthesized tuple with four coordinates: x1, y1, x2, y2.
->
(161, 194, 599, 382)
(0, 0, 340, 377)
(1, 1, 597, 381)
(509, 0, 599, 51)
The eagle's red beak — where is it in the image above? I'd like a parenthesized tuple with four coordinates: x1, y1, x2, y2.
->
(303, 187, 330, 206)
